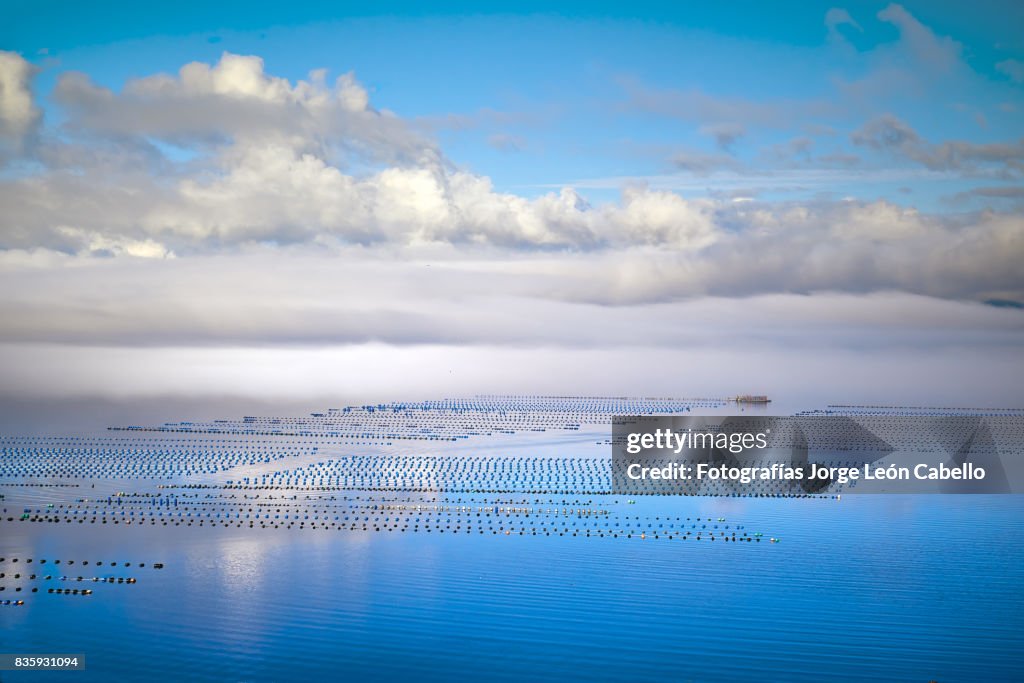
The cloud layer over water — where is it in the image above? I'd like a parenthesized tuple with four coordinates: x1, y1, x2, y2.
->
(0, 47, 1020, 297)
(1, 5, 1022, 404)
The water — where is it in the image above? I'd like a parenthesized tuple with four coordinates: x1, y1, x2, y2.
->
(4, 497, 1022, 682)
(1, 399, 1023, 682)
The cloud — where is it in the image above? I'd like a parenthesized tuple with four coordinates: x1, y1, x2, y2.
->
(830, 3, 980, 113)
(760, 136, 816, 165)
(968, 186, 1024, 198)
(620, 78, 833, 132)
(700, 123, 745, 151)
(1, 136, 722, 251)
(54, 227, 174, 259)
(1, 52, 1022, 311)
(946, 185, 1024, 206)
(1, 246, 1022, 409)
(851, 113, 919, 150)
(825, 8, 862, 43)
(852, 114, 1024, 173)
(876, 3, 962, 73)
(2, 337, 1021, 408)
(0, 51, 40, 156)
(1, 197, 1022, 343)
(1, 240, 1022, 348)
(669, 149, 743, 174)
(54, 52, 437, 167)
(143, 146, 717, 249)
(619, 3, 1023, 181)
(0, 45, 1020, 406)
(487, 133, 526, 153)
(996, 59, 1024, 84)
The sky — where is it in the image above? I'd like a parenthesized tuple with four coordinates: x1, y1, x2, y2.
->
(0, 1, 1022, 413)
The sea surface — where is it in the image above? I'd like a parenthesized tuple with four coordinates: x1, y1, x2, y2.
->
(1, 400, 1022, 682)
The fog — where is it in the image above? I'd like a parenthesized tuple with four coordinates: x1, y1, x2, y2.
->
(0, 338, 1019, 434)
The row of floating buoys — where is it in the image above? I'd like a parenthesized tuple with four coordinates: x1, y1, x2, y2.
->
(6, 499, 773, 541)
(98, 396, 721, 439)
(0, 558, 164, 606)
(0, 441, 320, 479)
(0, 557, 158, 568)
(2, 395, 811, 579)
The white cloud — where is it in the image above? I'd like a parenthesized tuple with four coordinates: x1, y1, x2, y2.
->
(56, 226, 173, 259)
(54, 52, 434, 166)
(0, 48, 1020, 405)
(131, 54, 366, 108)
(0, 52, 1021, 331)
(2, 124, 1022, 301)
(0, 224, 1021, 353)
(3, 134, 722, 250)
(0, 51, 40, 153)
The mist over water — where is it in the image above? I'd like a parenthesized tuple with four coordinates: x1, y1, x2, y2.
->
(0, 339, 1020, 436)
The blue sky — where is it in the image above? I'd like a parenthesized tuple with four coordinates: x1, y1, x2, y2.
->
(6, 1, 1024, 207)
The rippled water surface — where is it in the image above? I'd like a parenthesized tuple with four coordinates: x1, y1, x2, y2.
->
(4, 494, 1022, 682)
(2, 401, 1023, 682)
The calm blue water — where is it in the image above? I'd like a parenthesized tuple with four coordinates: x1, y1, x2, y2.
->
(2, 494, 1023, 682)
(2, 400, 1023, 682)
